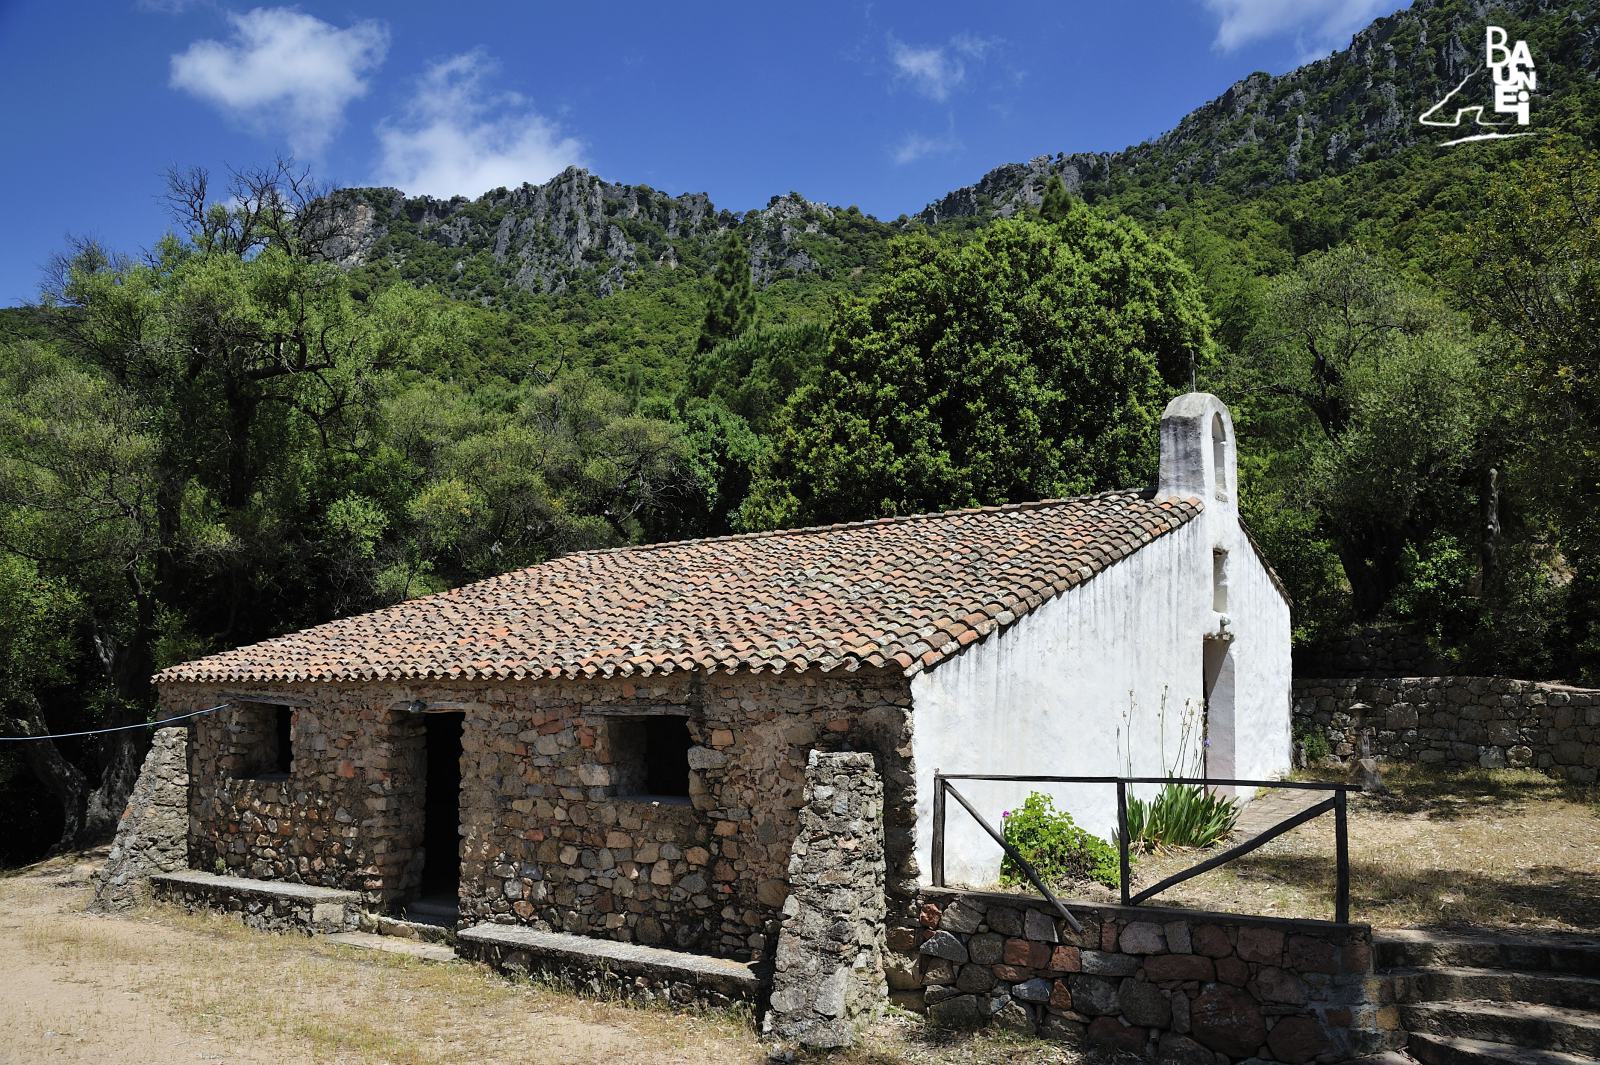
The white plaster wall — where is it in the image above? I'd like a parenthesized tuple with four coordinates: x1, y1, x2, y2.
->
(911, 519, 1213, 888)
(909, 394, 1293, 888)
(1224, 540, 1293, 782)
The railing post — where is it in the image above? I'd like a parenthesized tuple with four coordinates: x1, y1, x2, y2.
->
(931, 772, 946, 888)
(1116, 780, 1131, 906)
(1334, 787, 1350, 923)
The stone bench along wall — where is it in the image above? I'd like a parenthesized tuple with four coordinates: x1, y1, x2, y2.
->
(151, 869, 361, 934)
(1293, 677, 1600, 783)
(891, 889, 1393, 1064)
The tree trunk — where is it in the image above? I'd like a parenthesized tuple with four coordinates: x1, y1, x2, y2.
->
(1480, 466, 1502, 597)
(84, 734, 144, 841)
(6, 702, 88, 852)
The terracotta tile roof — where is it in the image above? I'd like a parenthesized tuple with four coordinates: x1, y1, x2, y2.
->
(155, 490, 1202, 686)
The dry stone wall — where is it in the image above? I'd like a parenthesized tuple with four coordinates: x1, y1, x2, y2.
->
(890, 889, 1394, 1063)
(165, 669, 916, 962)
(766, 750, 888, 1047)
(1293, 677, 1600, 783)
(89, 725, 189, 912)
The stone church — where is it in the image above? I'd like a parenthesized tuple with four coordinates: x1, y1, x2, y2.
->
(153, 392, 1291, 961)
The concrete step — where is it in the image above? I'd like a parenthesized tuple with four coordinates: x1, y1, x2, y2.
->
(457, 924, 761, 1008)
(1377, 930, 1600, 976)
(1390, 966, 1600, 1011)
(324, 931, 458, 964)
(1401, 1001, 1600, 1057)
(1408, 1032, 1600, 1065)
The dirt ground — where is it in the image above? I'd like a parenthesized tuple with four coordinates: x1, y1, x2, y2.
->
(1061, 765, 1600, 931)
(0, 853, 1099, 1065)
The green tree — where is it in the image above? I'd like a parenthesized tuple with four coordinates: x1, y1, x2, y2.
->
(1229, 245, 1483, 621)
(1039, 174, 1073, 223)
(743, 210, 1213, 528)
(694, 230, 755, 355)
(1446, 138, 1600, 675)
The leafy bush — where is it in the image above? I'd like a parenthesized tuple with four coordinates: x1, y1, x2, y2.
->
(1295, 725, 1332, 766)
(1000, 792, 1121, 890)
(1122, 783, 1240, 851)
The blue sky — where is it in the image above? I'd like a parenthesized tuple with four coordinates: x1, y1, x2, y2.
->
(0, 0, 1405, 305)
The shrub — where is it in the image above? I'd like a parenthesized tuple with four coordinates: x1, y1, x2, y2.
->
(1296, 725, 1332, 765)
(1000, 791, 1121, 890)
(1122, 783, 1240, 852)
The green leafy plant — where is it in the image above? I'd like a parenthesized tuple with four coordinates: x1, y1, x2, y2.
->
(1122, 783, 1240, 852)
(1000, 791, 1121, 890)
(1296, 724, 1332, 766)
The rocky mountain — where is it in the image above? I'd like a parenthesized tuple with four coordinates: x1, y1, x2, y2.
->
(325, 167, 896, 300)
(324, 0, 1596, 298)
(919, 0, 1599, 223)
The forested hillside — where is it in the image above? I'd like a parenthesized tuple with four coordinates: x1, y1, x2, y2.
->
(1, 0, 1596, 861)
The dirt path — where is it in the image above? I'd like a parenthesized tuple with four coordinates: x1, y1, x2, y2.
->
(0, 852, 274, 1065)
(0, 853, 762, 1065)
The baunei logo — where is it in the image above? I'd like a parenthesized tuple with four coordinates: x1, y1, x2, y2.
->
(1419, 26, 1539, 146)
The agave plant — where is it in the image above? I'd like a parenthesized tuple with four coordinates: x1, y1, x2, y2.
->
(1121, 782, 1240, 852)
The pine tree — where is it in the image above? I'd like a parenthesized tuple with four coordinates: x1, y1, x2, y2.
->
(696, 230, 755, 354)
(1040, 174, 1073, 222)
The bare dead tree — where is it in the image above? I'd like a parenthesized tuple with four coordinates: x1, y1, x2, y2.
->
(162, 157, 357, 262)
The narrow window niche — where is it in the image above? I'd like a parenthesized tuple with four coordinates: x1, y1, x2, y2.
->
(228, 702, 294, 779)
(1211, 413, 1231, 500)
(1212, 549, 1230, 614)
(608, 714, 692, 802)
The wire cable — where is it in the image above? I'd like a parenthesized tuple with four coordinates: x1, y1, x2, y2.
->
(0, 702, 231, 742)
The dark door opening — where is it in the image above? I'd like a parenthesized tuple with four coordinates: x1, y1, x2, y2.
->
(417, 712, 463, 912)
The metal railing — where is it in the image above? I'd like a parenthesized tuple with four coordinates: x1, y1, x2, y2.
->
(931, 773, 1359, 927)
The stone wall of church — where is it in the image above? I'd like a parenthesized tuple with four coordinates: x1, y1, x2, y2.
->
(163, 668, 916, 961)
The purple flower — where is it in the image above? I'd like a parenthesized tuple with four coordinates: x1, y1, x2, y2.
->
(1002, 810, 1011, 818)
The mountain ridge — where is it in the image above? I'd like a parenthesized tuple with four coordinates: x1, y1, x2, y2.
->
(325, 0, 1596, 299)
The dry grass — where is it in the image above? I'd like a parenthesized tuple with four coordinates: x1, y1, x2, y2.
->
(1045, 765, 1600, 930)
(0, 853, 1114, 1065)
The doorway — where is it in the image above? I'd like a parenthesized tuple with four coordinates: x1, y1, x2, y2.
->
(416, 711, 463, 916)
(1203, 637, 1237, 788)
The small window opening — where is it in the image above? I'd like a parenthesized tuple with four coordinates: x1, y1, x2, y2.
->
(270, 706, 293, 774)
(230, 702, 293, 779)
(1212, 549, 1230, 613)
(609, 715, 691, 800)
(1211, 413, 1230, 499)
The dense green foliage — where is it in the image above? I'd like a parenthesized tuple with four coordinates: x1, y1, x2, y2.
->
(742, 208, 1214, 528)
(1000, 791, 1121, 890)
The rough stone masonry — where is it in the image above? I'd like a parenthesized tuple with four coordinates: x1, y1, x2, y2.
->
(765, 750, 888, 1047)
(1293, 676, 1600, 783)
(893, 889, 1394, 1063)
(89, 725, 189, 913)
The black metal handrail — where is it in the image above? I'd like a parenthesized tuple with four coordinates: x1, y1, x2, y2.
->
(931, 772, 1358, 925)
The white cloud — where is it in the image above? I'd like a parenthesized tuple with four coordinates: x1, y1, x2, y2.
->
(889, 37, 967, 102)
(892, 129, 961, 165)
(170, 7, 388, 156)
(1201, 0, 1394, 53)
(374, 52, 584, 199)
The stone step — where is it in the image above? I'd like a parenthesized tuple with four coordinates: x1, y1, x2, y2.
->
(1408, 1032, 1600, 1065)
(456, 924, 761, 1008)
(324, 931, 459, 964)
(357, 911, 457, 946)
(1400, 1002, 1600, 1057)
(1390, 967, 1600, 1011)
(1377, 930, 1600, 976)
